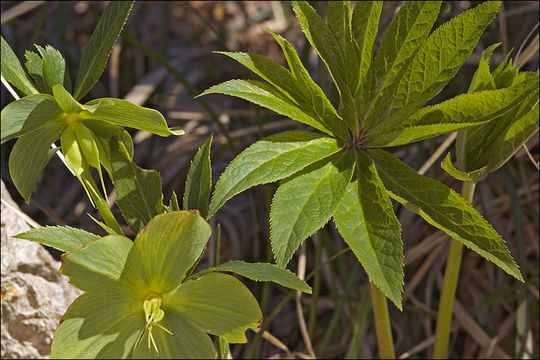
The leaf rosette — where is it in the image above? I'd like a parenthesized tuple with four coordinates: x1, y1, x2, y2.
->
(51, 211, 262, 359)
(200, 1, 532, 308)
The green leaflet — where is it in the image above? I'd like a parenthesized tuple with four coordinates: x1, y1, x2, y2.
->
(1, 36, 38, 96)
(15, 226, 100, 253)
(368, 149, 523, 282)
(183, 135, 212, 219)
(24, 50, 46, 93)
(162, 272, 262, 343)
(367, 75, 539, 147)
(468, 43, 500, 92)
(197, 260, 312, 293)
(375, 1, 501, 135)
(35, 44, 71, 94)
(292, 1, 352, 94)
(333, 152, 403, 309)
(362, 1, 441, 129)
(84, 98, 183, 137)
(271, 150, 356, 267)
(208, 131, 342, 219)
(1, 94, 64, 144)
(441, 153, 488, 182)
(292, 1, 359, 133)
(199, 79, 334, 136)
(351, 1, 382, 89)
(135, 211, 212, 294)
(9, 122, 65, 202)
(108, 135, 164, 234)
(51, 292, 143, 359)
(73, 1, 134, 100)
(270, 30, 348, 139)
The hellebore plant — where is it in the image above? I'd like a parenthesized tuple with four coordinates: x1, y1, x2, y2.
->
(3, 2, 312, 358)
(48, 210, 263, 358)
(1, 1, 182, 234)
(200, 1, 537, 357)
(433, 44, 539, 358)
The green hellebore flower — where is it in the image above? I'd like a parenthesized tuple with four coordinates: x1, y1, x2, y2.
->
(52, 211, 262, 359)
(1, 83, 183, 202)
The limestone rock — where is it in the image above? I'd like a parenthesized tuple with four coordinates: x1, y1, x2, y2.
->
(1, 181, 82, 359)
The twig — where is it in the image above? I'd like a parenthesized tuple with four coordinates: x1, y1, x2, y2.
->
(1, 1, 46, 23)
(522, 144, 540, 170)
(1, 75, 74, 175)
(296, 243, 316, 358)
(417, 132, 457, 175)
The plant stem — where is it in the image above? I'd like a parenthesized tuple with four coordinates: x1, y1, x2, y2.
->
(370, 281, 395, 359)
(81, 170, 123, 235)
(433, 180, 476, 358)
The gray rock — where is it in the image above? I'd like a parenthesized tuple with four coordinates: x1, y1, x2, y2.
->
(1, 181, 82, 359)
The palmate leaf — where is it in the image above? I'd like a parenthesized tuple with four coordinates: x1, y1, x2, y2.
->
(369, 149, 523, 282)
(333, 152, 403, 309)
(292, 1, 360, 133)
(271, 150, 355, 267)
(199, 79, 334, 136)
(372, 1, 501, 135)
(73, 1, 134, 100)
(208, 131, 342, 219)
(362, 1, 441, 129)
(183, 135, 213, 219)
(218, 47, 347, 139)
(367, 74, 539, 147)
(269, 30, 348, 138)
(351, 1, 382, 88)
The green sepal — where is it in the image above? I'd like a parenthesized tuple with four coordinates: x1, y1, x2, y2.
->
(1, 94, 64, 144)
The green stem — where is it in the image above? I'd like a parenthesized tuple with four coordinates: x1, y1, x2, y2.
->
(370, 281, 395, 359)
(81, 169, 123, 235)
(433, 180, 476, 358)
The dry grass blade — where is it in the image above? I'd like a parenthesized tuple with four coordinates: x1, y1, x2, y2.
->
(1, 1, 46, 23)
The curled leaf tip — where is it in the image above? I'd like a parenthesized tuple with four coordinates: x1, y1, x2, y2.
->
(168, 126, 184, 136)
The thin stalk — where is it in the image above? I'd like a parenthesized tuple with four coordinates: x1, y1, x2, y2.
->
(370, 281, 395, 359)
(347, 286, 371, 358)
(212, 224, 229, 359)
(81, 169, 123, 235)
(433, 180, 476, 358)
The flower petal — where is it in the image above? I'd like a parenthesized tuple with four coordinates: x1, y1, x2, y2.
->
(134, 211, 211, 293)
(61, 235, 148, 297)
